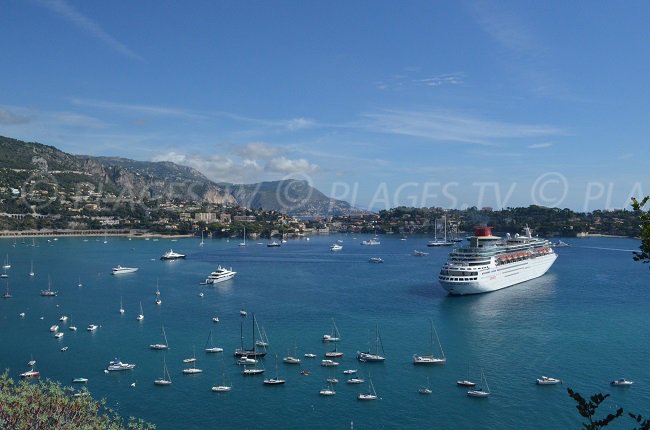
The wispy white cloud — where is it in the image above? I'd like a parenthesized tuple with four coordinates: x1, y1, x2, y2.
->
(71, 98, 205, 120)
(376, 72, 465, 91)
(0, 106, 32, 125)
(528, 142, 553, 149)
(466, 0, 538, 54)
(35, 0, 142, 60)
(361, 109, 561, 145)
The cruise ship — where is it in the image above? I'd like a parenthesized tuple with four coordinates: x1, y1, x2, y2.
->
(203, 266, 236, 284)
(438, 226, 557, 295)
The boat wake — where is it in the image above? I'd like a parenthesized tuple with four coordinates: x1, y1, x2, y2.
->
(574, 246, 638, 253)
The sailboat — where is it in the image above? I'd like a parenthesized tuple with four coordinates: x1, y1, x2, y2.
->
(2, 280, 12, 299)
(3, 254, 11, 269)
(319, 381, 336, 396)
(77, 276, 82, 287)
(457, 363, 476, 387)
(204, 329, 224, 353)
(182, 346, 203, 373)
(200, 230, 205, 246)
(29, 260, 34, 277)
(150, 325, 169, 350)
(413, 319, 446, 364)
(283, 343, 301, 364)
(136, 301, 144, 321)
(238, 225, 247, 247)
(324, 342, 344, 358)
(357, 377, 378, 400)
(154, 357, 172, 386)
(255, 322, 270, 348)
(418, 377, 433, 395)
(322, 317, 341, 342)
(467, 369, 490, 397)
(212, 358, 232, 392)
(357, 325, 385, 362)
(427, 216, 454, 247)
(263, 354, 286, 385)
(119, 296, 125, 314)
(234, 313, 267, 358)
(155, 283, 162, 305)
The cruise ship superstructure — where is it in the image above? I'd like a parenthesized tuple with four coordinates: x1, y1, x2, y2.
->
(438, 226, 556, 295)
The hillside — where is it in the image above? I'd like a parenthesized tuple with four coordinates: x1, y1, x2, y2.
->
(0, 136, 356, 215)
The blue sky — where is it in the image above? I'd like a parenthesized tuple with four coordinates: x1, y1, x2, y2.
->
(1, 0, 648, 212)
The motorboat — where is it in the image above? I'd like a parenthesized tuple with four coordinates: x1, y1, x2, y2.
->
(20, 368, 40, 378)
(413, 250, 429, 256)
(283, 356, 301, 364)
(160, 249, 186, 260)
(203, 266, 236, 284)
(537, 376, 562, 385)
(368, 257, 384, 263)
(320, 359, 339, 367)
(72, 378, 88, 383)
(86, 324, 98, 332)
(330, 243, 343, 251)
(611, 378, 634, 386)
(106, 358, 136, 371)
(111, 266, 139, 275)
(54, 332, 64, 339)
(361, 238, 380, 245)
(267, 240, 281, 247)
(49, 325, 59, 332)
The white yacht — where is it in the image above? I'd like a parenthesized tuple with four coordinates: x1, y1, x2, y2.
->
(203, 266, 236, 284)
(160, 249, 186, 260)
(537, 376, 562, 385)
(106, 358, 135, 371)
(439, 226, 557, 295)
(611, 378, 634, 386)
(360, 238, 380, 245)
(330, 243, 343, 251)
(112, 266, 139, 275)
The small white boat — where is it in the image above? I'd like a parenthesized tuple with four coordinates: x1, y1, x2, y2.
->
(611, 378, 634, 386)
(413, 250, 429, 256)
(59, 315, 68, 322)
(106, 358, 136, 371)
(361, 238, 380, 245)
(60, 346, 68, 352)
(357, 378, 378, 400)
(321, 359, 339, 367)
(240, 309, 248, 317)
(343, 369, 357, 375)
(136, 302, 144, 321)
(368, 257, 384, 263)
(536, 376, 562, 385)
(467, 369, 490, 397)
(72, 377, 88, 383)
(54, 332, 64, 339)
(212, 315, 220, 323)
(50, 325, 59, 332)
(111, 266, 138, 275)
(347, 377, 365, 384)
(304, 353, 317, 358)
(283, 356, 301, 364)
(182, 347, 202, 374)
(154, 358, 172, 386)
(330, 243, 343, 251)
(86, 324, 98, 332)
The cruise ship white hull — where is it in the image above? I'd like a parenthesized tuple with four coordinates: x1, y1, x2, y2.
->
(440, 253, 556, 295)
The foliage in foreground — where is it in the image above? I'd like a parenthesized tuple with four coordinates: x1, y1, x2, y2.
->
(0, 372, 155, 430)
(568, 388, 650, 430)
(631, 196, 650, 265)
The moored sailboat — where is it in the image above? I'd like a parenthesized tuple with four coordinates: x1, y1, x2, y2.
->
(413, 319, 446, 365)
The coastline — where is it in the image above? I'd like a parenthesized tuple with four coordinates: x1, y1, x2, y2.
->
(0, 229, 195, 239)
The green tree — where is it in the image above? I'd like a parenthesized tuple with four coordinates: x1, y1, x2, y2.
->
(631, 196, 650, 265)
(0, 372, 155, 429)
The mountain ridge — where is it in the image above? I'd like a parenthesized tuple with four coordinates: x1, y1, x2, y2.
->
(0, 135, 357, 215)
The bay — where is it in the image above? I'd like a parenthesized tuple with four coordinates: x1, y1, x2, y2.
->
(1, 234, 648, 429)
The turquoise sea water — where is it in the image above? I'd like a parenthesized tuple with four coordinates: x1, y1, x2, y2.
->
(1, 234, 649, 429)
